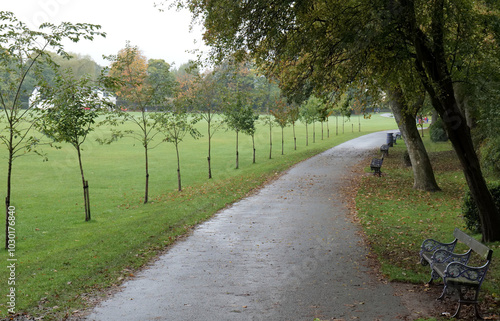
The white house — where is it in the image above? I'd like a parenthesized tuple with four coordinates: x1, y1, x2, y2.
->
(94, 89, 117, 107)
(29, 87, 117, 110)
(29, 86, 53, 110)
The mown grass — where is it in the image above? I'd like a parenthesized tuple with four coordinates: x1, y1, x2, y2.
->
(355, 132, 500, 318)
(0, 113, 397, 319)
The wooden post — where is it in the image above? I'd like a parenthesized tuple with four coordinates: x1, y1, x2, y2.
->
(84, 180, 91, 221)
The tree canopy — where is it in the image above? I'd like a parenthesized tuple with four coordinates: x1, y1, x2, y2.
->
(166, 0, 500, 241)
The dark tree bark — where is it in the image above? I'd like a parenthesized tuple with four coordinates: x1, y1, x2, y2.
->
(77, 144, 91, 221)
(388, 86, 440, 192)
(269, 122, 273, 159)
(235, 130, 239, 169)
(313, 122, 316, 143)
(454, 83, 476, 130)
(175, 142, 182, 192)
(252, 135, 256, 164)
(431, 109, 438, 126)
(5, 143, 13, 249)
(305, 123, 309, 146)
(403, 0, 500, 241)
(207, 122, 212, 179)
(281, 127, 284, 155)
(144, 144, 149, 204)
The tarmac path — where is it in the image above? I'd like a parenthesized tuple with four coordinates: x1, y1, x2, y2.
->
(85, 131, 410, 321)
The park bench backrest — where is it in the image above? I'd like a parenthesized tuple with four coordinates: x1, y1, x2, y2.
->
(453, 228, 493, 261)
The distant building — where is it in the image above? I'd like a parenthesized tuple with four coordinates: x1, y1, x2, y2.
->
(29, 87, 117, 110)
(94, 89, 117, 106)
(29, 86, 53, 110)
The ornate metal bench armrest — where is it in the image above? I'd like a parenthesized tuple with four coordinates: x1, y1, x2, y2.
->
(431, 248, 472, 265)
(444, 261, 491, 285)
(419, 238, 458, 264)
(420, 238, 457, 253)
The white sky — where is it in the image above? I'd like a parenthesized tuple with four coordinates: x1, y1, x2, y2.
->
(2, 0, 207, 68)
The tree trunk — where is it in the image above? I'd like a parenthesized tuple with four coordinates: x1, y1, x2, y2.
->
(252, 135, 256, 164)
(207, 121, 212, 179)
(207, 154, 212, 178)
(235, 130, 239, 169)
(293, 123, 297, 150)
(407, 0, 500, 241)
(5, 197, 10, 250)
(431, 109, 438, 125)
(305, 123, 309, 146)
(388, 86, 440, 192)
(84, 180, 90, 220)
(269, 123, 272, 159)
(454, 83, 476, 130)
(175, 141, 182, 191)
(281, 127, 284, 155)
(144, 144, 149, 204)
(313, 122, 316, 143)
(77, 145, 91, 221)
(437, 96, 500, 241)
(4, 143, 13, 249)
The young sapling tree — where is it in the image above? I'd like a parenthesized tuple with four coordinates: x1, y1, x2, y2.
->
(40, 72, 116, 221)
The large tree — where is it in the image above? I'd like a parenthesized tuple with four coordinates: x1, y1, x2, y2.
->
(167, 0, 500, 241)
(387, 85, 440, 192)
(398, 0, 500, 241)
(0, 11, 105, 248)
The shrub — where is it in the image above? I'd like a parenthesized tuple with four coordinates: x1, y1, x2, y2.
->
(462, 183, 500, 233)
(480, 136, 500, 178)
(429, 117, 448, 142)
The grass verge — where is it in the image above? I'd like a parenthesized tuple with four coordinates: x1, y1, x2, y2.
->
(355, 132, 500, 319)
(0, 114, 398, 320)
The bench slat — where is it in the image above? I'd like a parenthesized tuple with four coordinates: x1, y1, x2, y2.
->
(453, 228, 492, 260)
(432, 262, 482, 286)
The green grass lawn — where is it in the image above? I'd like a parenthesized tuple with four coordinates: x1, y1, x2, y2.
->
(0, 113, 397, 319)
(355, 132, 500, 318)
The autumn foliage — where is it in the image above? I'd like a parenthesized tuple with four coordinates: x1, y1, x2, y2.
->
(108, 43, 150, 108)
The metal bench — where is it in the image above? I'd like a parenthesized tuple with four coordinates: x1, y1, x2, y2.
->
(419, 228, 493, 319)
(370, 156, 384, 177)
(393, 132, 401, 144)
(380, 144, 389, 156)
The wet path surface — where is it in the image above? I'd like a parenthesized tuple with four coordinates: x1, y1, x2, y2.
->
(86, 131, 409, 321)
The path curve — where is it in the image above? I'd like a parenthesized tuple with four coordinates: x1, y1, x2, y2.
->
(85, 131, 409, 321)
